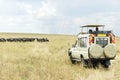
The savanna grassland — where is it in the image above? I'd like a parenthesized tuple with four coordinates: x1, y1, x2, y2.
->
(0, 33, 120, 80)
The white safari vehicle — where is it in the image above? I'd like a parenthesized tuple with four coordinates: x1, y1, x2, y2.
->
(68, 25, 116, 68)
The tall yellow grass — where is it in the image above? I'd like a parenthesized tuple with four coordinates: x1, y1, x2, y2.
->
(0, 33, 119, 80)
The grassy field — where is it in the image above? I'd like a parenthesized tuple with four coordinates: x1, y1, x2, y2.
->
(0, 33, 120, 80)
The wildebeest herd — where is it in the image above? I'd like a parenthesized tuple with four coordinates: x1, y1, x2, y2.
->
(0, 38, 49, 42)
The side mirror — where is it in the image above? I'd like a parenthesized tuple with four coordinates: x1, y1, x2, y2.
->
(72, 44, 75, 47)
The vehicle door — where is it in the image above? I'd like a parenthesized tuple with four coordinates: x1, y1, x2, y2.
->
(79, 37, 89, 59)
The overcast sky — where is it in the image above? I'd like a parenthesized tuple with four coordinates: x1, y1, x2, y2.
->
(0, 0, 120, 36)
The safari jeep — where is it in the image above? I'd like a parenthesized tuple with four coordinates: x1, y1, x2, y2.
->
(68, 25, 116, 68)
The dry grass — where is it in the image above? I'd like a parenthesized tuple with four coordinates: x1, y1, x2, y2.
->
(0, 33, 120, 80)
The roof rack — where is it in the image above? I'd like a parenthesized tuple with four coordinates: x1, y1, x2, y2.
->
(81, 25, 105, 28)
(80, 24, 105, 34)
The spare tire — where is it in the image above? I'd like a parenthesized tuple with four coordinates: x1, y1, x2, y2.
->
(104, 44, 116, 58)
(89, 44, 103, 59)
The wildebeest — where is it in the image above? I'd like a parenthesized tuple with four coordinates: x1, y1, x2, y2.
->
(7, 38, 16, 42)
(5, 38, 35, 42)
(0, 38, 6, 42)
(21, 38, 35, 42)
(36, 38, 49, 42)
(44, 38, 49, 42)
(0, 38, 49, 42)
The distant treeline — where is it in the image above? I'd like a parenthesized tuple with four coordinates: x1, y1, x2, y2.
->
(0, 38, 49, 42)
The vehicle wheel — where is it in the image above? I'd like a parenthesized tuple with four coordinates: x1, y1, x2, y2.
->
(81, 57, 87, 67)
(104, 60, 110, 68)
(68, 49, 70, 56)
(91, 60, 99, 68)
(70, 55, 76, 64)
(101, 60, 110, 68)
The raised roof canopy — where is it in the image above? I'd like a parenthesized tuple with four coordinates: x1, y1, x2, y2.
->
(81, 25, 105, 28)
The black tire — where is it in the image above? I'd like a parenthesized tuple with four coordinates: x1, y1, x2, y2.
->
(91, 60, 99, 68)
(68, 50, 71, 56)
(104, 60, 110, 68)
(70, 55, 76, 64)
(101, 60, 110, 68)
(81, 57, 88, 67)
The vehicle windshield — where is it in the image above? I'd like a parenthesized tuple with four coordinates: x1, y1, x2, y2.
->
(96, 37, 108, 48)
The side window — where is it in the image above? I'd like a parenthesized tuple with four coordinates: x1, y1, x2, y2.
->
(79, 37, 87, 47)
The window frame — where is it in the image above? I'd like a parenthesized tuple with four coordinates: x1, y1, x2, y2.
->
(78, 37, 88, 48)
(95, 37, 110, 48)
